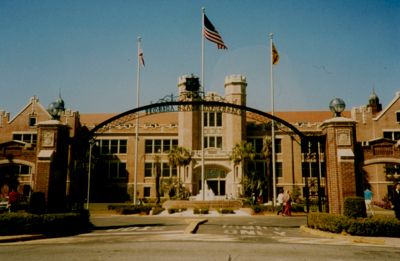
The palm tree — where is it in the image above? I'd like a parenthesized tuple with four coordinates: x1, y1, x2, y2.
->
(230, 141, 256, 197)
(153, 154, 161, 204)
(261, 136, 272, 202)
(167, 146, 192, 198)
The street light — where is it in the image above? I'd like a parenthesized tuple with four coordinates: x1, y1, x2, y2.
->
(86, 140, 97, 210)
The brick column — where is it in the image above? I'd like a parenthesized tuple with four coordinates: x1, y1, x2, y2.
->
(321, 117, 357, 214)
(35, 120, 69, 210)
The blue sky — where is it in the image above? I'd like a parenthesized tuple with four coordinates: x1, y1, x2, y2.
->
(1, 0, 399, 116)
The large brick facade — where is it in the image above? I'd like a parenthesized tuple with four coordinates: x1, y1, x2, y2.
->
(1, 81, 399, 214)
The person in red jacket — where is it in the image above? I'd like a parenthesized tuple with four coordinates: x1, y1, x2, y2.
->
(8, 189, 19, 212)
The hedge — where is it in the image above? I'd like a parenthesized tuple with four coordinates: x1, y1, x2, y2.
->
(193, 208, 209, 214)
(0, 210, 92, 236)
(217, 208, 235, 214)
(308, 213, 400, 237)
(343, 197, 366, 218)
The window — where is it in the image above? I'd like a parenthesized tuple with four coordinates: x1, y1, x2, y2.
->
(247, 138, 263, 153)
(204, 112, 222, 127)
(163, 140, 171, 153)
(144, 187, 151, 197)
(119, 140, 127, 153)
(209, 136, 215, 147)
(101, 140, 110, 154)
(145, 161, 175, 178)
(204, 136, 222, 148)
(145, 140, 153, 153)
(106, 161, 127, 179)
(29, 116, 36, 127)
(216, 112, 222, 126)
(209, 112, 215, 126)
(254, 161, 266, 176)
(276, 162, 283, 177)
(204, 113, 208, 127)
(162, 163, 170, 177)
(144, 163, 153, 177)
(302, 162, 319, 178)
(255, 139, 263, 153)
(172, 139, 178, 149)
(100, 139, 128, 155)
(275, 139, 282, 153)
(397, 112, 400, 123)
(383, 131, 400, 141)
(0, 164, 32, 176)
(154, 139, 162, 153)
(144, 139, 178, 154)
(110, 140, 118, 153)
(13, 133, 37, 145)
(216, 137, 222, 148)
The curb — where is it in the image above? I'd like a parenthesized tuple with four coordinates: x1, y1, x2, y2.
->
(184, 219, 208, 234)
(300, 225, 386, 245)
(0, 234, 46, 243)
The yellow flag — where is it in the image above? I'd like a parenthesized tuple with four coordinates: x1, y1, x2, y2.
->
(272, 43, 279, 65)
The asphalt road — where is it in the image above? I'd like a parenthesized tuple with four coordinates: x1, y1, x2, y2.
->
(1, 215, 400, 260)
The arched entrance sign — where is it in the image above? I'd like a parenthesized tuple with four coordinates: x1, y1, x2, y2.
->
(89, 100, 305, 139)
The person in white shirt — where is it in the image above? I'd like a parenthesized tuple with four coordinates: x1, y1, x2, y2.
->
(276, 190, 284, 215)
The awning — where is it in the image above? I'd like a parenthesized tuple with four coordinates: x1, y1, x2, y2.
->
(37, 150, 55, 160)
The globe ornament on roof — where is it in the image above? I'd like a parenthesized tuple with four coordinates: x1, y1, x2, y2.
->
(48, 94, 65, 120)
(329, 98, 346, 117)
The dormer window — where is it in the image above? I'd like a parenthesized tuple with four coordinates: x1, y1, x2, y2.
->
(29, 116, 37, 127)
(396, 111, 400, 123)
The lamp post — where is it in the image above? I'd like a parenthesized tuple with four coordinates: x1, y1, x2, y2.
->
(86, 140, 97, 210)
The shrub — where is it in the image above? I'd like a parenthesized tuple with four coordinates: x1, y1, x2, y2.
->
(193, 208, 209, 214)
(28, 192, 46, 214)
(118, 205, 152, 215)
(307, 213, 348, 233)
(344, 197, 366, 218)
(0, 211, 92, 236)
(217, 208, 235, 214)
(292, 204, 306, 213)
(167, 208, 187, 214)
(346, 216, 400, 237)
(307, 212, 400, 237)
(151, 206, 165, 215)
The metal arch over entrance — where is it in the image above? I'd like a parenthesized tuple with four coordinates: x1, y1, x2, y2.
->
(88, 100, 305, 138)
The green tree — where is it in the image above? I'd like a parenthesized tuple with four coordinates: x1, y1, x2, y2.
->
(230, 141, 256, 197)
(153, 154, 161, 204)
(167, 146, 192, 198)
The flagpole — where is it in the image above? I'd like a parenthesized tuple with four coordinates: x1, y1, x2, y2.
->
(269, 33, 277, 207)
(201, 7, 206, 200)
(134, 36, 142, 205)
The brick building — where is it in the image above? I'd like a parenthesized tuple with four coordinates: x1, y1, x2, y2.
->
(0, 76, 399, 213)
(0, 96, 81, 210)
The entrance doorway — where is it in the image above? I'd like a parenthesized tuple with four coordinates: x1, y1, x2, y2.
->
(207, 180, 225, 196)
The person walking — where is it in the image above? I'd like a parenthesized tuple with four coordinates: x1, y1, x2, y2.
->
(8, 189, 19, 212)
(282, 190, 292, 216)
(364, 188, 374, 215)
(392, 183, 400, 220)
(276, 190, 284, 215)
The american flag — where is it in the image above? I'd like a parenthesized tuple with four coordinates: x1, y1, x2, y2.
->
(203, 14, 227, 50)
(139, 48, 145, 66)
(272, 43, 279, 65)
